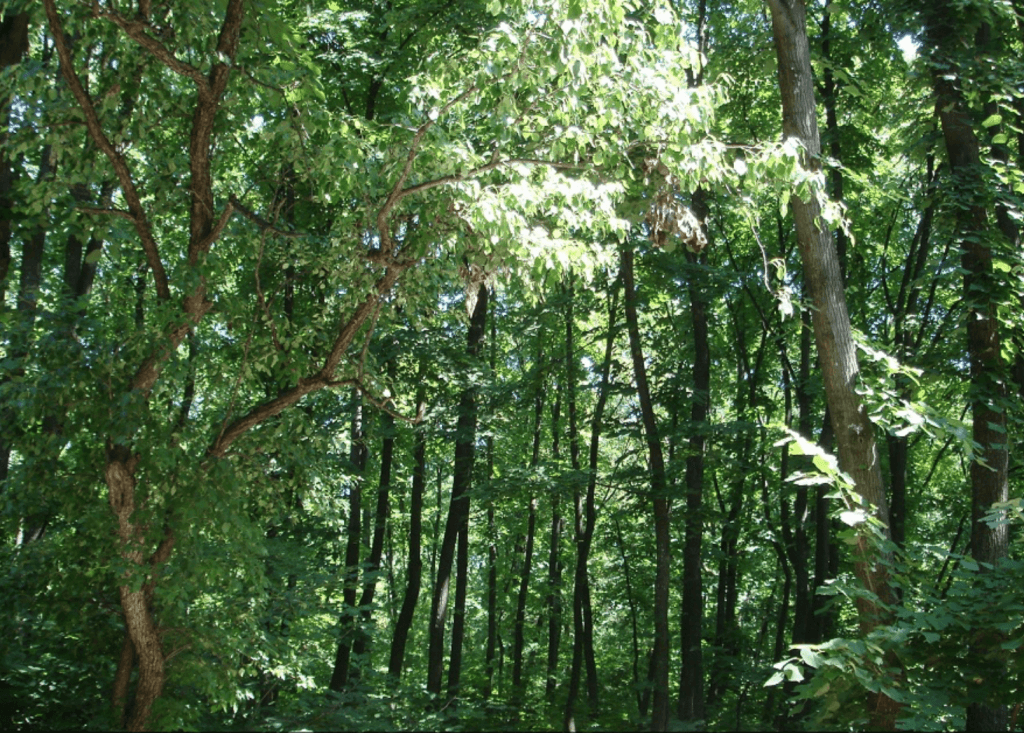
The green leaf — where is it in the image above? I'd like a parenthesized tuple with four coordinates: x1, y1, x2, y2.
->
(981, 114, 1002, 128)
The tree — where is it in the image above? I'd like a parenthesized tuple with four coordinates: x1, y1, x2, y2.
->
(765, 0, 901, 727)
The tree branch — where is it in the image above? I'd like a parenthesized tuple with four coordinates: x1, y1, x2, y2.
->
(98, 9, 208, 88)
(230, 194, 304, 238)
(43, 0, 171, 300)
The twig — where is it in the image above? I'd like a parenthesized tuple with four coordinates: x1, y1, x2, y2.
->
(230, 194, 305, 238)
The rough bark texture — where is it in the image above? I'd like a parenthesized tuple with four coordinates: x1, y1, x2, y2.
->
(621, 246, 672, 732)
(766, 0, 899, 727)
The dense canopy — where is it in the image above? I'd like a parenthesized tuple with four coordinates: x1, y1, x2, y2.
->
(1, 0, 1023, 731)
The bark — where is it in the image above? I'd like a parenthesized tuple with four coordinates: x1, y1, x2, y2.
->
(511, 497, 537, 696)
(513, 325, 545, 698)
(426, 283, 487, 698)
(447, 499, 469, 698)
(0, 10, 29, 299)
(485, 310, 499, 698)
(621, 246, 672, 732)
(346, 396, 395, 671)
(766, 1, 899, 726)
(615, 516, 644, 720)
(819, 3, 847, 281)
(330, 396, 368, 691)
(677, 203, 709, 724)
(545, 389, 564, 699)
(387, 381, 427, 680)
(564, 274, 614, 730)
(924, 10, 1012, 730)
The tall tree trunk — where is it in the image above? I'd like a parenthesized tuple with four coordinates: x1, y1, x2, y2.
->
(615, 516, 645, 720)
(677, 203, 709, 724)
(351, 392, 396, 666)
(330, 396, 368, 692)
(485, 307, 499, 698)
(513, 324, 545, 699)
(388, 380, 427, 681)
(0, 10, 30, 501)
(924, 10, 1013, 730)
(766, 1, 899, 727)
(426, 283, 487, 697)
(546, 387, 564, 699)
(0, 9, 28, 300)
(621, 246, 672, 732)
(448, 498, 470, 698)
(564, 273, 615, 730)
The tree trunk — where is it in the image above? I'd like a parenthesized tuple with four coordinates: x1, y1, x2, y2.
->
(677, 212, 709, 724)
(615, 516, 645, 720)
(426, 283, 487, 698)
(924, 10, 1012, 730)
(513, 324, 545, 699)
(564, 273, 615, 730)
(330, 396, 368, 692)
(546, 388, 564, 699)
(447, 498, 470, 698)
(621, 245, 672, 732)
(766, 2, 899, 726)
(485, 309, 499, 698)
(351, 396, 396, 666)
(0, 9, 28, 300)
(388, 381, 427, 681)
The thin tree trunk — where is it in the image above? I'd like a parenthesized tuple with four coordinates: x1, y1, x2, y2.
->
(485, 307, 499, 698)
(330, 396, 368, 692)
(615, 516, 644, 720)
(426, 283, 487, 698)
(546, 388, 564, 699)
(351, 393, 396, 665)
(448, 501, 469, 698)
(513, 324, 545, 699)
(564, 273, 615, 730)
(387, 380, 427, 681)
(621, 245, 672, 732)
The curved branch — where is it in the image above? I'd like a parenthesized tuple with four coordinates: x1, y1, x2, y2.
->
(43, 0, 171, 300)
(207, 265, 407, 458)
(98, 10, 208, 88)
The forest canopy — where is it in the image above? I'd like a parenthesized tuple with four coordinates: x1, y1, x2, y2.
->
(1, 0, 1023, 731)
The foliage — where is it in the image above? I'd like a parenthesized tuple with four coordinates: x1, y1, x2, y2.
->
(2, 0, 1024, 730)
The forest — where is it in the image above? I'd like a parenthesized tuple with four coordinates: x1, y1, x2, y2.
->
(1, 0, 1023, 730)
